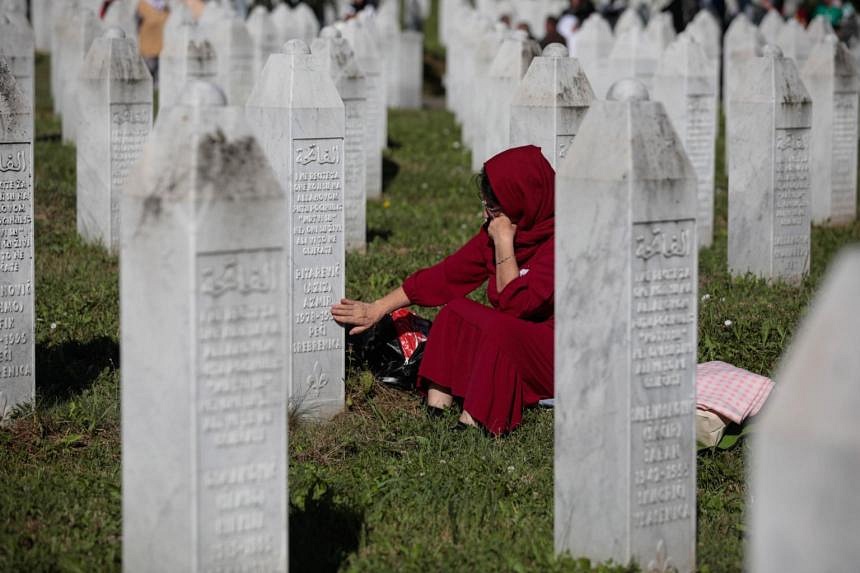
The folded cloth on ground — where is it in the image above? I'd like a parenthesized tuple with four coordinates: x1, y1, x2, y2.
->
(695, 361, 774, 424)
(696, 409, 727, 447)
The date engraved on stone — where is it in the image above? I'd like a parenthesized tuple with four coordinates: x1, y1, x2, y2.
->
(196, 249, 286, 571)
(630, 221, 695, 536)
(773, 128, 810, 275)
(0, 142, 34, 410)
(291, 138, 345, 408)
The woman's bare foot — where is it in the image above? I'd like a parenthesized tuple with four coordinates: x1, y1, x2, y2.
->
(427, 383, 454, 409)
(458, 410, 479, 427)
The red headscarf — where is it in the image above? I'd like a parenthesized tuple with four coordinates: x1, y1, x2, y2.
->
(484, 145, 555, 263)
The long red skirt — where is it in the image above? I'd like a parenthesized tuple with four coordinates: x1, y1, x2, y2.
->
(416, 298, 553, 434)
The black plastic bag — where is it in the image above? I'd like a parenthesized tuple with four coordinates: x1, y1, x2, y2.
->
(348, 309, 432, 390)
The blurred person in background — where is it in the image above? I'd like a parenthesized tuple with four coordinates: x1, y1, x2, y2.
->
(540, 16, 567, 48)
(558, 0, 595, 56)
(136, 0, 169, 85)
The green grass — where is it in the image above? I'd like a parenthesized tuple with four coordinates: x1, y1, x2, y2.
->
(2, 40, 860, 573)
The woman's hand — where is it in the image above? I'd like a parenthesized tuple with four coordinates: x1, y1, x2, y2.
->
(487, 214, 517, 246)
(331, 298, 385, 335)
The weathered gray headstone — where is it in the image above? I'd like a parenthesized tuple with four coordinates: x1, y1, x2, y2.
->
(653, 34, 718, 247)
(555, 78, 697, 572)
(121, 81, 289, 572)
(77, 28, 152, 253)
(0, 58, 34, 421)
(32, 0, 52, 52)
(776, 18, 812, 67)
(728, 46, 812, 284)
(749, 247, 860, 573)
(159, 23, 217, 112)
(685, 10, 721, 99)
(724, 14, 764, 113)
(485, 31, 541, 161)
(341, 18, 385, 190)
(759, 9, 785, 45)
(103, 0, 138, 41)
(802, 35, 859, 225)
(615, 6, 644, 36)
(608, 26, 659, 91)
(312, 27, 368, 252)
(247, 6, 280, 83)
(203, 16, 255, 105)
(510, 44, 594, 170)
(807, 14, 834, 45)
(0, 10, 34, 124)
(575, 13, 614, 100)
(62, 8, 103, 143)
(468, 21, 505, 172)
(395, 30, 424, 109)
(247, 40, 346, 420)
(645, 12, 676, 53)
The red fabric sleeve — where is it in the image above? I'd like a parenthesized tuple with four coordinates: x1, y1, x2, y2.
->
(497, 239, 554, 320)
(402, 233, 489, 307)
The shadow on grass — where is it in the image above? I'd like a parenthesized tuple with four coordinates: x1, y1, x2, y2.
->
(35, 337, 119, 404)
(290, 488, 364, 572)
(367, 227, 393, 243)
(382, 157, 400, 192)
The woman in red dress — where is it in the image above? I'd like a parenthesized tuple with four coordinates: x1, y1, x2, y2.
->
(331, 146, 554, 434)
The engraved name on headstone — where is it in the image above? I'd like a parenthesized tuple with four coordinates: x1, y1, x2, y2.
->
(555, 79, 697, 573)
(802, 35, 859, 225)
(121, 82, 289, 572)
(77, 28, 152, 253)
(247, 40, 346, 421)
(0, 59, 35, 420)
(729, 46, 812, 283)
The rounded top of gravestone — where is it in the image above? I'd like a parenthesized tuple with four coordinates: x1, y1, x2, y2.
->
(763, 44, 783, 58)
(823, 33, 839, 46)
(283, 39, 311, 55)
(181, 81, 227, 107)
(542, 43, 568, 58)
(606, 78, 650, 102)
(513, 29, 529, 41)
(320, 26, 341, 39)
(104, 26, 126, 40)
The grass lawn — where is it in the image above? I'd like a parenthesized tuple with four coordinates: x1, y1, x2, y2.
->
(2, 22, 860, 573)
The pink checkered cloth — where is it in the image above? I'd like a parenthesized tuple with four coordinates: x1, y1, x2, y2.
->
(696, 361, 775, 424)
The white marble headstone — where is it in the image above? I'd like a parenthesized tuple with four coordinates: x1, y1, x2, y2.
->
(247, 40, 346, 420)
(312, 27, 369, 253)
(645, 12, 676, 53)
(246, 6, 280, 83)
(62, 8, 103, 143)
(0, 59, 34, 421)
(121, 81, 289, 572)
(724, 14, 764, 112)
(614, 6, 643, 36)
(0, 10, 34, 124)
(759, 10, 785, 45)
(607, 25, 660, 91)
(728, 45, 812, 284)
(510, 44, 594, 169)
(777, 18, 812, 68)
(484, 31, 541, 161)
(575, 14, 614, 99)
(467, 22, 506, 172)
(341, 18, 386, 183)
(159, 23, 217, 112)
(202, 16, 255, 105)
(103, 0, 138, 41)
(31, 0, 52, 52)
(807, 14, 835, 45)
(555, 78, 698, 572)
(802, 35, 859, 225)
(77, 28, 153, 254)
(653, 34, 718, 248)
(395, 30, 424, 109)
(749, 247, 860, 573)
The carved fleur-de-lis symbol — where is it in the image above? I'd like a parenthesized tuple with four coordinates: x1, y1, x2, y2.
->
(647, 539, 678, 573)
(306, 361, 329, 398)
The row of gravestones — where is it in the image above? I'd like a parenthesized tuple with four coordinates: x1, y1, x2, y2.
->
(2, 4, 859, 573)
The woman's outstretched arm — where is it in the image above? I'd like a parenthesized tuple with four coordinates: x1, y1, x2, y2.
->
(330, 287, 411, 335)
